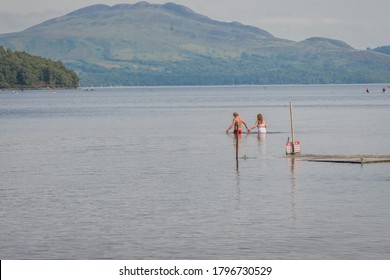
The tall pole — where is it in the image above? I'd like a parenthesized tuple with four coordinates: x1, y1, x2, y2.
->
(290, 102, 295, 154)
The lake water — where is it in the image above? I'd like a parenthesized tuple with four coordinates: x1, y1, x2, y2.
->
(1, 85, 390, 259)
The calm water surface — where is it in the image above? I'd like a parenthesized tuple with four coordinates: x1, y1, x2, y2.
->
(1, 85, 390, 259)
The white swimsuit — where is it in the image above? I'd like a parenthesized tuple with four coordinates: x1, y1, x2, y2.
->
(257, 124, 266, 134)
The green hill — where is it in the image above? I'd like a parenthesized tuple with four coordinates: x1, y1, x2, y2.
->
(372, 45, 390, 55)
(0, 1, 389, 86)
(0, 46, 79, 89)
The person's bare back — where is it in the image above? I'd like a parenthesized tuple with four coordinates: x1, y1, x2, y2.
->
(226, 112, 249, 134)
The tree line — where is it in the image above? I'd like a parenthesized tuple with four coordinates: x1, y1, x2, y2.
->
(0, 46, 79, 89)
(73, 52, 390, 87)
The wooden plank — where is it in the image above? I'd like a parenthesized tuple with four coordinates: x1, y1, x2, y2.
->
(289, 154, 390, 159)
(307, 159, 363, 164)
(286, 153, 390, 164)
(307, 159, 390, 164)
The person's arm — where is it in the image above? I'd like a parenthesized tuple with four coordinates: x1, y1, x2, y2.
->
(226, 119, 235, 133)
(250, 120, 258, 130)
(243, 120, 250, 131)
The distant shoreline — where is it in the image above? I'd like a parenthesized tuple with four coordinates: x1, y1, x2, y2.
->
(1, 86, 79, 91)
(2, 83, 389, 92)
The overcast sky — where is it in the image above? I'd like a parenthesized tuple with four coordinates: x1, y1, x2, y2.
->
(1, 0, 389, 49)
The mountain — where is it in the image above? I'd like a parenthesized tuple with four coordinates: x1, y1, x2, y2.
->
(0, 1, 389, 86)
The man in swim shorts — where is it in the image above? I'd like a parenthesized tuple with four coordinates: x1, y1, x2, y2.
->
(226, 112, 250, 134)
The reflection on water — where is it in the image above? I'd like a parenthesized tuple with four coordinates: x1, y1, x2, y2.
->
(234, 133, 241, 210)
(286, 156, 299, 222)
(229, 132, 242, 202)
(257, 132, 266, 153)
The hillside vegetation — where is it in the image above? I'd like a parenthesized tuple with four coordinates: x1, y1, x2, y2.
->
(0, 46, 79, 89)
(0, 2, 389, 86)
(372, 45, 390, 55)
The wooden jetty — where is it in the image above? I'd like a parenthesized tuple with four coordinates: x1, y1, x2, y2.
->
(287, 154, 390, 164)
(282, 102, 389, 164)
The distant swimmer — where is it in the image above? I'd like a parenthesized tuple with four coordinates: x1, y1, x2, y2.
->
(226, 112, 249, 134)
(383, 87, 387, 93)
(250, 113, 267, 134)
(365, 88, 370, 94)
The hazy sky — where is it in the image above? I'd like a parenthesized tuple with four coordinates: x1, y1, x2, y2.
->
(1, 0, 389, 49)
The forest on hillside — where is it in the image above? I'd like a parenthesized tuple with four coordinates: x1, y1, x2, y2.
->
(0, 46, 79, 89)
(372, 45, 390, 55)
(73, 52, 390, 87)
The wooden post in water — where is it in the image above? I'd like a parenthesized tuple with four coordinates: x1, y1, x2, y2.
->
(290, 102, 295, 154)
(235, 122, 239, 160)
(286, 101, 301, 155)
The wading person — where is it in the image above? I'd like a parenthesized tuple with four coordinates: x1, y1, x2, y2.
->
(226, 112, 249, 134)
(250, 113, 267, 134)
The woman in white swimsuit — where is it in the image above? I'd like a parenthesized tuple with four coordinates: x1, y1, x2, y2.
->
(250, 113, 267, 134)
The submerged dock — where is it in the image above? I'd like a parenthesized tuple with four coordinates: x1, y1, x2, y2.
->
(288, 154, 390, 164)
